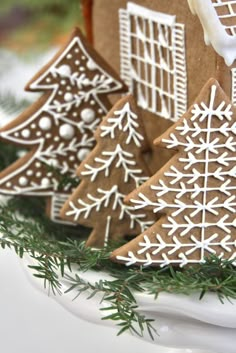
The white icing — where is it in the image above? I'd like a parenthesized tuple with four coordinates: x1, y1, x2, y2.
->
(59, 124, 75, 139)
(64, 92, 74, 102)
(26, 170, 33, 176)
(41, 178, 50, 187)
(21, 129, 31, 138)
(48, 159, 59, 168)
(65, 98, 154, 246)
(19, 176, 28, 186)
(81, 108, 95, 123)
(77, 148, 90, 161)
(86, 59, 97, 70)
(39, 117, 52, 131)
(231, 68, 236, 105)
(57, 65, 71, 77)
(104, 215, 112, 247)
(119, 2, 187, 121)
(119, 84, 236, 267)
(188, 0, 236, 66)
(100, 102, 144, 147)
(0, 32, 124, 223)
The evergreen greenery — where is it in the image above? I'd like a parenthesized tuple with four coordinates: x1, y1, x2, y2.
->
(0, 141, 235, 339)
(0, 0, 80, 13)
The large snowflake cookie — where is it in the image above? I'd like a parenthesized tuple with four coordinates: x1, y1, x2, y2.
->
(0, 27, 126, 223)
(60, 95, 156, 248)
(111, 79, 236, 267)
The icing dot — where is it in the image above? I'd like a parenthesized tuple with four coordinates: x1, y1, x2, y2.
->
(66, 86, 72, 91)
(35, 162, 41, 168)
(46, 78, 51, 83)
(14, 132, 19, 137)
(83, 78, 90, 86)
(59, 124, 75, 140)
(81, 56, 86, 60)
(47, 172, 53, 177)
(79, 67, 85, 72)
(19, 176, 28, 186)
(58, 91, 63, 95)
(77, 148, 90, 161)
(75, 48, 79, 53)
(66, 54, 72, 59)
(31, 124, 36, 129)
(26, 170, 33, 176)
(87, 59, 97, 70)
(39, 117, 52, 131)
(69, 156, 75, 161)
(75, 60, 80, 65)
(72, 112, 78, 117)
(36, 172, 42, 178)
(36, 131, 42, 137)
(90, 100, 95, 105)
(98, 108, 103, 114)
(21, 129, 31, 138)
(57, 64, 71, 77)
(6, 182, 12, 187)
(54, 136, 59, 142)
(48, 159, 58, 168)
(81, 108, 95, 123)
(61, 80, 66, 85)
(46, 133, 52, 139)
(41, 178, 50, 187)
(64, 92, 74, 102)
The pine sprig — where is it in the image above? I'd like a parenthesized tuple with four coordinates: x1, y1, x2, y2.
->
(65, 274, 157, 339)
(0, 155, 235, 338)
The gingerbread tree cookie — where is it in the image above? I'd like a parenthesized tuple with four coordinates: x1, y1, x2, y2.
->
(0, 27, 126, 223)
(111, 79, 236, 267)
(61, 95, 156, 248)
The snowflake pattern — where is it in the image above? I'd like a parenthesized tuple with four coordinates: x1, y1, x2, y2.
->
(113, 80, 236, 267)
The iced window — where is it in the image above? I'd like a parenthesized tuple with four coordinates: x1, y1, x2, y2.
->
(119, 2, 187, 122)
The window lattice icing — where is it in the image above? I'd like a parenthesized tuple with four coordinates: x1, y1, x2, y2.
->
(212, 0, 236, 36)
(119, 3, 187, 122)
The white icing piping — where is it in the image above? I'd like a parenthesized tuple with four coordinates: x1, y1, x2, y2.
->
(119, 2, 187, 122)
(0, 34, 124, 199)
(188, 0, 236, 66)
(118, 84, 236, 267)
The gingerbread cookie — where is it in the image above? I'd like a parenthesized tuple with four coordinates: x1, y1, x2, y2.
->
(93, 0, 236, 176)
(0, 27, 126, 223)
(111, 79, 236, 267)
(60, 95, 156, 248)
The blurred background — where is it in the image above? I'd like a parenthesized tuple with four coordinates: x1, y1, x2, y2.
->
(0, 0, 84, 124)
(0, 0, 82, 52)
